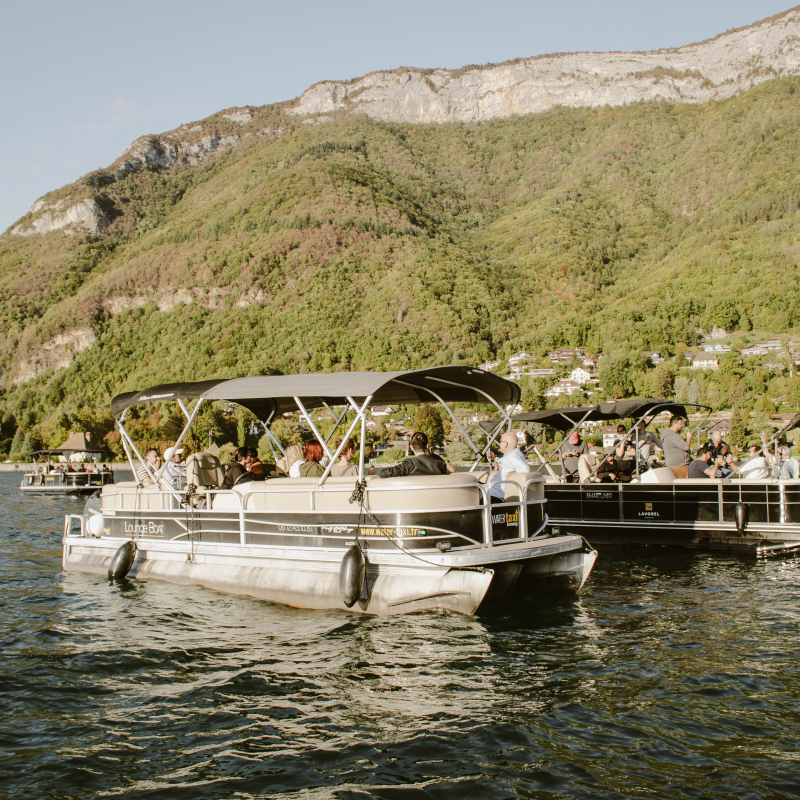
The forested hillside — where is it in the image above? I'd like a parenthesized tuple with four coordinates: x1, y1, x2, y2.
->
(1, 75, 800, 454)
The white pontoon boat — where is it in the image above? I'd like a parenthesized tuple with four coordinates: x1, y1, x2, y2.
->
(62, 367, 596, 615)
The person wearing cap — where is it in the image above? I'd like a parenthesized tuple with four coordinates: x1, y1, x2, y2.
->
(559, 430, 588, 482)
(162, 446, 185, 489)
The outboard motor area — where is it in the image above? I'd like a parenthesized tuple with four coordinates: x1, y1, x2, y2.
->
(108, 541, 137, 580)
(339, 544, 366, 607)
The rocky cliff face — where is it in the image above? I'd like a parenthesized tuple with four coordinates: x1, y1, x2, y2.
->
(289, 8, 800, 123)
(8, 8, 800, 241)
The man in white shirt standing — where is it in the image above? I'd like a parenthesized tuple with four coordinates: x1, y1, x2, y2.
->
(490, 431, 530, 502)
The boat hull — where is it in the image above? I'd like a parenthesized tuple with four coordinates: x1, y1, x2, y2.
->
(545, 479, 800, 555)
(62, 534, 595, 615)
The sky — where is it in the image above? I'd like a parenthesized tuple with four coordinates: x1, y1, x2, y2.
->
(0, 0, 794, 232)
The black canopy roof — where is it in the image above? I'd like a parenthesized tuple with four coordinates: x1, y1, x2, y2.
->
(110, 367, 520, 420)
(479, 398, 691, 433)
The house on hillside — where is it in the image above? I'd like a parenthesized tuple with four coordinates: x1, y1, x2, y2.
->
(741, 344, 769, 357)
(644, 351, 664, 365)
(371, 406, 393, 417)
(510, 364, 536, 378)
(463, 412, 494, 424)
(508, 351, 534, 365)
(703, 344, 731, 353)
(692, 354, 719, 370)
(526, 368, 556, 379)
(702, 420, 730, 437)
(569, 367, 593, 385)
(545, 379, 583, 397)
(548, 348, 583, 362)
(601, 425, 621, 450)
(479, 360, 502, 372)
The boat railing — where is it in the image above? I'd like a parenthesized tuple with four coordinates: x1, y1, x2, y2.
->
(64, 514, 84, 538)
(100, 474, 548, 548)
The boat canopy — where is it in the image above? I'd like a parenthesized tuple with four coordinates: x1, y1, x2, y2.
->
(110, 367, 520, 421)
(30, 431, 107, 458)
(477, 398, 688, 433)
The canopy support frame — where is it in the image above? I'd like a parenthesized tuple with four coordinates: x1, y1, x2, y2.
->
(317, 396, 373, 486)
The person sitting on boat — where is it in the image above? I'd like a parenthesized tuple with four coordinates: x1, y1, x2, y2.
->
(222, 447, 249, 489)
(688, 445, 729, 479)
(246, 446, 274, 479)
(331, 436, 358, 477)
(298, 440, 325, 478)
(778, 446, 800, 480)
(594, 451, 635, 483)
(162, 446, 185, 488)
(377, 431, 456, 479)
(488, 431, 530, 501)
(738, 442, 773, 480)
(559, 430, 588, 482)
(662, 415, 692, 479)
(705, 429, 734, 477)
(136, 449, 161, 487)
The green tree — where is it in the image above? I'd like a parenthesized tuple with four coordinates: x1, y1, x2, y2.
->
(652, 363, 676, 399)
(9, 427, 25, 458)
(728, 407, 747, 448)
(520, 378, 547, 411)
(674, 375, 690, 402)
(237, 409, 247, 448)
(413, 404, 445, 448)
(754, 393, 776, 414)
(599, 353, 634, 397)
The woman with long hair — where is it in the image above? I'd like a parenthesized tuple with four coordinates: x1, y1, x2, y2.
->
(298, 439, 325, 478)
(331, 436, 357, 477)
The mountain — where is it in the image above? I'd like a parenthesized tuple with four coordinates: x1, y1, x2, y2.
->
(1, 8, 800, 453)
(290, 7, 800, 123)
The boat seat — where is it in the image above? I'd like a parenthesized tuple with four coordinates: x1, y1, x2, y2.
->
(502, 471, 544, 502)
(211, 473, 485, 512)
(185, 452, 225, 489)
(101, 485, 175, 510)
(673, 478, 726, 484)
(640, 467, 676, 484)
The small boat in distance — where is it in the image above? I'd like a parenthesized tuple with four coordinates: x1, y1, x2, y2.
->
(21, 432, 114, 495)
(62, 367, 596, 616)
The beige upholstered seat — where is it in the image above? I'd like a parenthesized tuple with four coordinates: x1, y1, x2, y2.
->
(640, 467, 677, 484)
(185, 452, 225, 489)
(212, 473, 484, 512)
(577, 453, 598, 483)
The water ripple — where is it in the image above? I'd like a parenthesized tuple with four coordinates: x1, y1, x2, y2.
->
(1, 473, 799, 798)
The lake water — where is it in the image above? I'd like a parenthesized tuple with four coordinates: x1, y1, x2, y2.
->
(2, 471, 800, 798)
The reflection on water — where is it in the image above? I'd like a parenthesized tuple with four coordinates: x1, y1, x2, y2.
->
(2, 473, 800, 799)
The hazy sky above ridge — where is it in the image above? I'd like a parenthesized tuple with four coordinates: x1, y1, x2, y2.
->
(0, 0, 793, 232)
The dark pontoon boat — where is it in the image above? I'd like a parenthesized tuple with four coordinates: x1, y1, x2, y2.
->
(491, 400, 800, 556)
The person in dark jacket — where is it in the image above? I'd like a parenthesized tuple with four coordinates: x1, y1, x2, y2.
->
(376, 432, 455, 478)
(222, 447, 249, 489)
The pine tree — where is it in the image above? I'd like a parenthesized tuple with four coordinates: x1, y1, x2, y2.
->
(237, 410, 246, 448)
(9, 427, 24, 457)
(728, 408, 747, 448)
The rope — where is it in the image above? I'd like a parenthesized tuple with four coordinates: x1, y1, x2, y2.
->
(181, 483, 198, 563)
